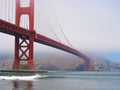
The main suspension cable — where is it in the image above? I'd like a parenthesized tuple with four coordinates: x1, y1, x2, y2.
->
(42, 15, 61, 42)
(54, 14, 73, 48)
(49, 2, 74, 48)
(46, 16, 61, 42)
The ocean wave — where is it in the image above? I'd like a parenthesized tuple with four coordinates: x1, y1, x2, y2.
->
(37, 75, 65, 79)
(0, 74, 40, 80)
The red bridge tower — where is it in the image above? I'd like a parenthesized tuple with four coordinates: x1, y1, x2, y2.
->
(13, 0, 35, 70)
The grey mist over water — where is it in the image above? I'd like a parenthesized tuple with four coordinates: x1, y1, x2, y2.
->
(0, 71, 120, 90)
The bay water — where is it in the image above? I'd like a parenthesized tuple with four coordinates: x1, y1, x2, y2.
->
(0, 71, 120, 90)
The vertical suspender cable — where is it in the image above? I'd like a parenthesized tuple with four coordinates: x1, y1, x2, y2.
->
(41, 16, 44, 35)
(42, 6, 46, 35)
(8, 0, 10, 22)
(1, 0, 3, 18)
(24, 15, 27, 29)
(0, 0, 1, 19)
(24, 15, 26, 28)
(44, 16, 46, 36)
(3, 0, 4, 19)
(12, 0, 14, 23)
(45, 16, 48, 36)
(4, 0, 6, 20)
(11, 0, 13, 23)
(6, 0, 8, 21)
(1, 0, 2, 18)
(24, 15, 25, 28)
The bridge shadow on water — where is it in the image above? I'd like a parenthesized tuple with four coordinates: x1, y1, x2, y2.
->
(12, 81, 33, 90)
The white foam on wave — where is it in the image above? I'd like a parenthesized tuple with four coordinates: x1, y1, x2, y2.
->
(0, 74, 40, 80)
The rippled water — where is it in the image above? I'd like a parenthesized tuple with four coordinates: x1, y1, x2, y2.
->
(0, 71, 120, 90)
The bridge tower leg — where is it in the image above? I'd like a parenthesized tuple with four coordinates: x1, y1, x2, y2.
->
(84, 60, 92, 71)
(13, 0, 35, 70)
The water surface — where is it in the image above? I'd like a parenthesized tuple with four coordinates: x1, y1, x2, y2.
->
(0, 71, 120, 90)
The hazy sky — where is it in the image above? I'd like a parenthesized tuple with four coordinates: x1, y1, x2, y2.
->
(0, 0, 120, 61)
(51, 0, 120, 51)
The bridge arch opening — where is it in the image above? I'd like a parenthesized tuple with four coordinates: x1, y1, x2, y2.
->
(20, 15, 29, 29)
(20, 0, 30, 7)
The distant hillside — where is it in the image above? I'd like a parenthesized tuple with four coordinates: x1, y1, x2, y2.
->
(0, 52, 120, 71)
(35, 53, 84, 70)
(93, 56, 120, 71)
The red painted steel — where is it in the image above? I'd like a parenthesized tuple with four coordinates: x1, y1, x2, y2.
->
(13, 0, 35, 70)
(0, 19, 92, 70)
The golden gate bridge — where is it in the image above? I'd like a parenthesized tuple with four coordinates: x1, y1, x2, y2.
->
(0, 0, 92, 71)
